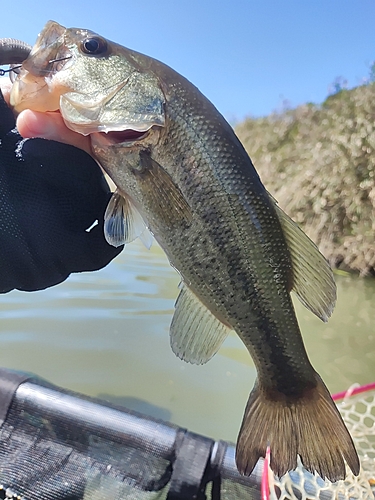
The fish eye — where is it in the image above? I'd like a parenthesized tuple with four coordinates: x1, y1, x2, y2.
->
(80, 37, 107, 56)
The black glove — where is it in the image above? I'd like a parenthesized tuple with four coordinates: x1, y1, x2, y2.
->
(0, 90, 123, 293)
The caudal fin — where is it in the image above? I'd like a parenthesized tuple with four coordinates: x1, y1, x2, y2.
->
(236, 376, 360, 482)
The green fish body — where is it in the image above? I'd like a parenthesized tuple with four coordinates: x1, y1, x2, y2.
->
(10, 21, 359, 481)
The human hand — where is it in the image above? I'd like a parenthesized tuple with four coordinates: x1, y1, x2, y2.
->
(0, 79, 92, 155)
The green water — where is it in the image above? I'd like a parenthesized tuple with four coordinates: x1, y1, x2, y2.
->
(1, 240, 374, 443)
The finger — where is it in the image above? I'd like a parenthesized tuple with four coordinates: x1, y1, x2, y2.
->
(16, 109, 92, 155)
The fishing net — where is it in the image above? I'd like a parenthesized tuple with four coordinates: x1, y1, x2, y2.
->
(0, 368, 261, 500)
(265, 384, 375, 500)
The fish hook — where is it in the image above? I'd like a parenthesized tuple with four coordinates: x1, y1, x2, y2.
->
(0, 64, 22, 77)
(48, 55, 72, 65)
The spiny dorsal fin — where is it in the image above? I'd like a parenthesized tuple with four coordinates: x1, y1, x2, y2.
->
(170, 283, 232, 365)
(104, 189, 151, 248)
(272, 200, 336, 322)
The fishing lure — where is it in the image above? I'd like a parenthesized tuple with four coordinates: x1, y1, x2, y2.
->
(0, 38, 31, 80)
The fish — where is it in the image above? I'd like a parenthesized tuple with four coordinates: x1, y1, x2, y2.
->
(10, 21, 360, 481)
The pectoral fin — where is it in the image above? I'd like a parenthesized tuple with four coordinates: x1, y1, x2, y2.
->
(170, 283, 232, 364)
(138, 151, 193, 229)
(272, 199, 336, 322)
(104, 189, 150, 248)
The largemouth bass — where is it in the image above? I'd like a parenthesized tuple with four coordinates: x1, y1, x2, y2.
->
(10, 21, 359, 481)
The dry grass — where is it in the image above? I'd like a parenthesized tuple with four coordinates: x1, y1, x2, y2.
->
(236, 84, 375, 276)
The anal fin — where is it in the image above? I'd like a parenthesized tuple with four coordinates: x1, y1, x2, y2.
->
(170, 283, 232, 365)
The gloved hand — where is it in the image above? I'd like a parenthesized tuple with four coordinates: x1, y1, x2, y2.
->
(0, 89, 123, 293)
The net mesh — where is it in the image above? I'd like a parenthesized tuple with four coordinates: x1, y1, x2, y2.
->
(268, 384, 375, 500)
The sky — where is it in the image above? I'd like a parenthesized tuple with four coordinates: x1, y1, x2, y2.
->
(1, 0, 375, 122)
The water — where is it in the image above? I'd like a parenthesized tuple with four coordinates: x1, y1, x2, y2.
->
(0, 240, 374, 443)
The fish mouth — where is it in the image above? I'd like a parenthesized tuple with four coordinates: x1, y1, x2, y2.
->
(91, 128, 150, 146)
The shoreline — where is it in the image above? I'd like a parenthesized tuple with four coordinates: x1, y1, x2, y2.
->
(236, 83, 375, 277)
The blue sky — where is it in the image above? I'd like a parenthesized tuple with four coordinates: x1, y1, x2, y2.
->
(2, 0, 374, 121)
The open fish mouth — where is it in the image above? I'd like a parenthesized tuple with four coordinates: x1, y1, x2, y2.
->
(89, 127, 153, 147)
(101, 129, 148, 143)
(93, 129, 149, 146)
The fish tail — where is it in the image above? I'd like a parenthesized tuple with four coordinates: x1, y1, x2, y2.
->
(236, 375, 360, 482)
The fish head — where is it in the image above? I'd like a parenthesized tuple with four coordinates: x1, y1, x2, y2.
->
(10, 20, 165, 139)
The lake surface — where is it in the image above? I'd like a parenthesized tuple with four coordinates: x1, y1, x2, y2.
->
(1, 239, 374, 444)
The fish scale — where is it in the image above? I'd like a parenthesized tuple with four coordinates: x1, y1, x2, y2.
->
(9, 20, 359, 482)
(159, 103, 291, 317)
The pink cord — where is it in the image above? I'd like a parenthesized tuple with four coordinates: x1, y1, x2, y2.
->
(261, 445, 271, 500)
(332, 382, 375, 401)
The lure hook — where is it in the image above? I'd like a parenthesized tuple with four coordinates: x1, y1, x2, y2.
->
(0, 64, 22, 77)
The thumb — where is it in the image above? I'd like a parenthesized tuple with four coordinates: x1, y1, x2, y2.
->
(16, 109, 92, 155)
